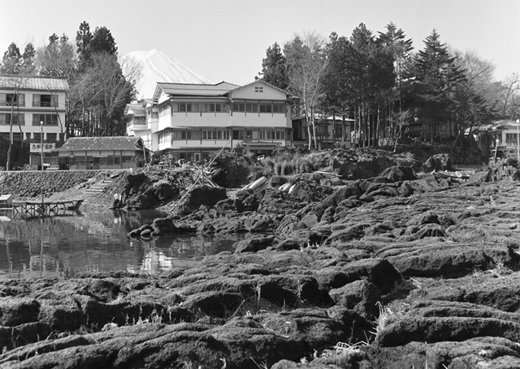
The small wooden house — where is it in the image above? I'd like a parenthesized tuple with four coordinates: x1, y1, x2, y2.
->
(53, 136, 148, 170)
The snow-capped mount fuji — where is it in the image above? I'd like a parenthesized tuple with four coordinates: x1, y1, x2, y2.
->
(122, 49, 214, 100)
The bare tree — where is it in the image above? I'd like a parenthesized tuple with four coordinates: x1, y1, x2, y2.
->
(72, 53, 136, 136)
(285, 32, 329, 150)
(497, 73, 520, 119)
(120, 55, 143, 94)
(5, 75, 28, 171)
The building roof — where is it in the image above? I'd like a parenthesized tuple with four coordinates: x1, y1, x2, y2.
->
(55, 137, 144, 152)
(124, 103, 146, 115)
(467, 120, 519, 134)
(0, 75, 69, 91)
(153, 81, 240, 101)
(230, 79, 293, 98)
(292, 114, 355, 122)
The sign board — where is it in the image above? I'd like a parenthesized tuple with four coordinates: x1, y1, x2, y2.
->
(30, 143, 55, 153)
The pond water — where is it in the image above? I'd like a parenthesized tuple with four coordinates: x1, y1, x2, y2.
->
(0, 209, 244, 280)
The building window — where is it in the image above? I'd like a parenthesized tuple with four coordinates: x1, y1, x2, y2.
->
(255, 87, 263, 93)
(259, 103, 272, 113)
(33, 94, 58, 108)
(191, 130, 200, 140)
(272, 103, 285, 113)
(159, 105, 170, 118)
(202, 130, 228, 140)
(260, 131, 270, 140)
(233, 102, 245, 112)
(47, 133, 57, 142)
(172, 102, 200, 112)
(232, 130, 240, 139)
(158, 132, 165, 144)
(260, 130, 284, 140)
(275, 131, 285, 140)
(0, 113, 25, 125)
(246, 103, 257, 113)
(133, 116, 146, 124)
(33, 114, 58, 126)
(0, 93, 25, 106)
(202, 103, 224, 112)
(181, 131, 192, 140)
(181, 103, 199, 112)
(506, 133, 519, 145)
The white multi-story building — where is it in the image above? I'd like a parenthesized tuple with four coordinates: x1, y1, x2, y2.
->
(125, 79, 293, 162)
(0, 75, 68, 144)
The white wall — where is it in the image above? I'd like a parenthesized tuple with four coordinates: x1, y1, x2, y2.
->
(0, 89, 66, 140)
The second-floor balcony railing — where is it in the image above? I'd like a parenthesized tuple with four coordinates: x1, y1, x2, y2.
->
(33, 102, 58, 108)
(127, 121, 147, 127)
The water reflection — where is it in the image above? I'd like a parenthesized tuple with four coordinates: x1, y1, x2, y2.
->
(0, 210, 242, 280)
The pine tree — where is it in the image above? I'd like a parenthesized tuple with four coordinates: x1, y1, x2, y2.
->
(379, 23, 413, 90)
(0, 43, 22, 74)
(36, 33, 77, 79)
(378, 23, 414, 144)
(348, 23, 395, 147)
(258, 42, 288, 90)
(414, 29, 466, 140)
(21, 43, 36, 74)
(322, 33, 356, 144)
(91, 26, 118, 56)
(76, 21, 93, 70)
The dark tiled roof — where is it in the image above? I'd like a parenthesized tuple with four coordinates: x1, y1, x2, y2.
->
(55, 137, 142, 152)
(0, 75, 69, 91)
(154, 81, 240, 99)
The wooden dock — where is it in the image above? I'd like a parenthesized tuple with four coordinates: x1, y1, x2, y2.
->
(8, 199, 84, 218)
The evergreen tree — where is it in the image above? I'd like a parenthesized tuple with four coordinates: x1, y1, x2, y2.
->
(413, 29, 466, 140)
(91, 26, 118, 56)
(0, 43, 22, 74)
(348, 23, 395, 146)
(258, 42, 288, 90)
(378, 23, 414, 143)
(76, 21, 93, 69)
(36, 33, 77, 79)
(379, 23, 413, 91)
(21, 43, 36, 74)
(322, 33, 356, 143)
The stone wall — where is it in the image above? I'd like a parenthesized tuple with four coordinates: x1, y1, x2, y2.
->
(0, 170, 99, 199)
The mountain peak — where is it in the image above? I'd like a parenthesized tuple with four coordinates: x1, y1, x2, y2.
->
(122, 50, 214, 99)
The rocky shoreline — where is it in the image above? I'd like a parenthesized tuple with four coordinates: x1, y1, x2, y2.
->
(2, 150, 520, 368)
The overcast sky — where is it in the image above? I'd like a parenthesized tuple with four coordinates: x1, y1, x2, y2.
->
(1, 0, 519, 85)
